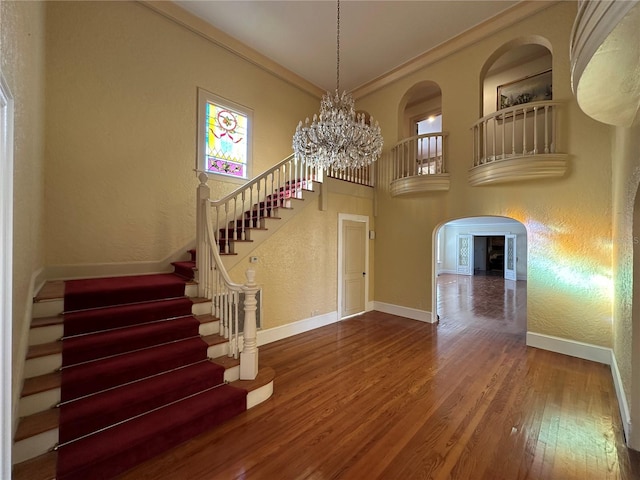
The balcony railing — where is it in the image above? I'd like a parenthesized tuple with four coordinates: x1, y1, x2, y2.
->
(388, 132, 450, 196)
(391, 132, 448, 179)
(472, 101, 559, 166)
(470, 101, 567, 186)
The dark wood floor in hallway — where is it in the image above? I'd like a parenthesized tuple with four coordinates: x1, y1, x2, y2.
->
(119, 275, 640, 479)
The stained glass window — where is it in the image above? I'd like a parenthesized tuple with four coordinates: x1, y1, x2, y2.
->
(198, 89, 252, 181)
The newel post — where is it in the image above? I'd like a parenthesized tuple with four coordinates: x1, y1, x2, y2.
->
(196, 172, 210, 298)
(240, 268, 259, 380)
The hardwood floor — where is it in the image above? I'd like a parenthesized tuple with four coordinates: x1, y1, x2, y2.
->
(118, 275, 639, 479)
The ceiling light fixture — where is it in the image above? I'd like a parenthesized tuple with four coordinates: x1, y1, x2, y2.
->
(292, 0, 384, 170)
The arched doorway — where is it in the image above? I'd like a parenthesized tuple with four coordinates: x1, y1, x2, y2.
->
(432, 216, 527, 335)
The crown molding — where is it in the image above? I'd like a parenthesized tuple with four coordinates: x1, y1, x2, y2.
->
(138, 1, 325, 99)
(352, 1, 559, 100)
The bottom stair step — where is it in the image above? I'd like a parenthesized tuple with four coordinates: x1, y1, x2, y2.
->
(56, 384, 247, 480)
(59, 360, 225, 443)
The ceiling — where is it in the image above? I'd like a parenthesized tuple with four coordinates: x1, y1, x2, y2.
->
(174, 1, 522, 93)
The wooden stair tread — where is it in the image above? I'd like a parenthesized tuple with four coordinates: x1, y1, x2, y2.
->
(211, 355, 240, 370)
(22, 372, 61, 397)
(231, 366, 275, 393)
(202, 334, 227, 347)
(31, 316, 63, 328)
(15, 408, 59, 441)
(13, 451, 56, 480)
(34, 281, 64, 302)
(195, 313, 218, 324)
(190, 297, 210, 304)
(27, 341, 62, 359)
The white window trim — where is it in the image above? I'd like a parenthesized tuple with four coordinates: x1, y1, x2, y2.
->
(197, 88, 253, 184)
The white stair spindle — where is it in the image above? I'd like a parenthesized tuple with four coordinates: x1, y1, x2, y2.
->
(533, 106, 538, 154)
(522, 107, 527, 155)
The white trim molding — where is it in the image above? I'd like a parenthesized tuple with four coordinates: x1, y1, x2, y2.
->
(610, 351, 632, 444)
(257, 311, 338, 347)
(0, 71, 13, 477)
(526, 331, 611, 364)
(373, 301, 434, 324)
(337, 214, 370, 320)
(526, 331, 631, 444)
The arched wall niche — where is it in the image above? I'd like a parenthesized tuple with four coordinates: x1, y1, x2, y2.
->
(396, 81, 442, 141)
(479, 36, 553, 118)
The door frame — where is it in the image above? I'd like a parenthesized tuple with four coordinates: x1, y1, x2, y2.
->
(432, 217, 526, 325)
(338, 213, 370, 320)
(0, 72, 14, 477)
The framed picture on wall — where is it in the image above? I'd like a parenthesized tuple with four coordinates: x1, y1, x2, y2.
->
(497, 70, 552, 110)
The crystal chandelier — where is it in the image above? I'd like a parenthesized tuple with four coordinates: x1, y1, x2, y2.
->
(292, 0, 384, 170)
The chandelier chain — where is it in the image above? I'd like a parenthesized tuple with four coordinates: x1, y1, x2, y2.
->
(336, 0, 340, 92)
(291, 0, 383, 171)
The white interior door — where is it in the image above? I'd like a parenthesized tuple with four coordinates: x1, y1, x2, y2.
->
(341, 219, 366, 318)
(456, 234, 473, 275)
(504, 234, 517, 280)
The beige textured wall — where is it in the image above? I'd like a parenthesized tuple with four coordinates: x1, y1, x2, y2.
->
(611, 124, 640, 423)
(0, 1, 47, 425)
(44, 1, 319, 267)
(359, 1, 613, 347)
(229, 179, 375, 329)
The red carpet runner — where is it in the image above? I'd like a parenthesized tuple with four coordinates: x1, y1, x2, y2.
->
(56, 271, 247, 480)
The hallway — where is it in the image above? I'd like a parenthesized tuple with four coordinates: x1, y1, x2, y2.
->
(437, 273, 526, 336)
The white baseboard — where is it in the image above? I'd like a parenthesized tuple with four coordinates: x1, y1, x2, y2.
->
(257, 311, 339, 346)
(526, 332, 612, 364)
(527, 331, 632, 445)
(44, 240, 195, 280)
(373, 301, 434, 323)
(610, 351, 631, 444)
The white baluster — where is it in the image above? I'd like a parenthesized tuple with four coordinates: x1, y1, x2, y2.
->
(544, 105, 550, 153)
(522, 107, 527, 155)
(511, 112, 516, 155)
(483, 120, 488, 163)
(501, 114, 505, 160)
(533, 106, 538, 154)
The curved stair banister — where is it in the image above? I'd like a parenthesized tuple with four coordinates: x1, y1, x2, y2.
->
(195, 155, 319, 379)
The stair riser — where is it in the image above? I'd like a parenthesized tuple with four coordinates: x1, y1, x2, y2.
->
(207, 343, 228, 359)
(13, 374, 268, 466)
(200, 320, 219, 337)
(185, 283, 198, 297)
(24, 323, 218, 377)
(32, 300, 63, 319)
(32, 283, 197, 320)
(19, 361, 237, 421)
(19, 389, 60, 418)
(191, 301, 212, 316)
(224, 365, 239, 383)
(25, 354, 61, 379)
(28, 302, 211, 347)
(13, 428, 58, 465)
(247, 381, 274, 409)
(29, 325, 63, 346)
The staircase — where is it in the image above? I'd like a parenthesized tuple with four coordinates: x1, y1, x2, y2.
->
(12, 155, 337, 478)
(12, 254, 274, 480)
